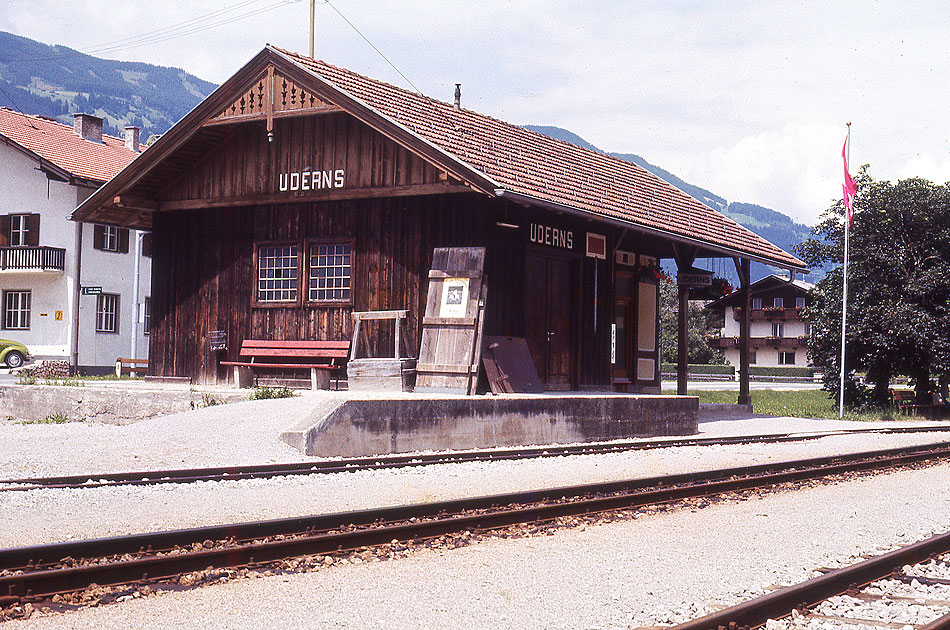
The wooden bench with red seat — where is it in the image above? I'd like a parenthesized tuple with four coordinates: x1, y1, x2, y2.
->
(221, 340, 349, 389)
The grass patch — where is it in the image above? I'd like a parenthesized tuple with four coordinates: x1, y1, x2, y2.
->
(15, 373, 143, 386)
(17, 411, 70, 425)
(689, 388, 904, 421)
(191, 392, 226, 409)
(248, 386, 298, 400)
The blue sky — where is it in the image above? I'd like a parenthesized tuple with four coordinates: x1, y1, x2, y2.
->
(2, 0, 947, 226)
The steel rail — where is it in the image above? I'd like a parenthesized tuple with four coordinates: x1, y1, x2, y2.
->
(920, 610, 950, 630)
(3, 442, 950, 605)
(2, 425, 948, 493)
(670, 530, 950, 630)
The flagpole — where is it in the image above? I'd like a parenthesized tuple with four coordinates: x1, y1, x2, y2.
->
(838, 122, 851, 418)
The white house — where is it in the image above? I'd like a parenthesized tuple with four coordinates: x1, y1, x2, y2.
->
(0, 109, 149, 372)
(706, 274, 814, 368)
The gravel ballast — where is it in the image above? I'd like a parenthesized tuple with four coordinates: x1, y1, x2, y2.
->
(3, 395, 950, 628)
(5, 463, 950, 629)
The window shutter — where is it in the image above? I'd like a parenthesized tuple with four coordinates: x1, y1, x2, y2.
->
(25, 214, 40, 246)
(119, 228, 130, 253)
(141, 232, 152, 258)
(0, 216, 9, 247)
(93, 225, 105, 250)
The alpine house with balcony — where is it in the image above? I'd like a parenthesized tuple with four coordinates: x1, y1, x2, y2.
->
(0, 108, 149, 371)
(705, 274, 814, 368)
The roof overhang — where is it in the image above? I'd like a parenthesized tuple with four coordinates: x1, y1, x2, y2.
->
(495, 189, 809, 273)
(68, 47, 807, 274)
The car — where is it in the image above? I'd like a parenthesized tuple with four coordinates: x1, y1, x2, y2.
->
(0, 339, 30, 369)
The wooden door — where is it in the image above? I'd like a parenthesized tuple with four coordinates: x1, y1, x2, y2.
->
(612, 272, 635, 382)
(525, 253, 575, 390)
(612, 271, 659, 389)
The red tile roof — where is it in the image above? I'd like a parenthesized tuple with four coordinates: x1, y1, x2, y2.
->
(0, 108, 140, 184)
(276, 48, 805, 270)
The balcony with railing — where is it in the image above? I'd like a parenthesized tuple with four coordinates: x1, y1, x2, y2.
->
(0, 246, 66, 272)
(708, 335, 809, 349)
(733, 307, 806, 322)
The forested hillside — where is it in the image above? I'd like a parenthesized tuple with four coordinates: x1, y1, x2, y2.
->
(0, 31, 214, 139)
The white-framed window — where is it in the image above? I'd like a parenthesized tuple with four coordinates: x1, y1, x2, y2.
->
(256, 244, 298, 302)
(796, 297, 806, 309)
(10, 215, 28, 246)
(752, 297, 762, 310)
(143, 297, 151, 335)
(93, 224, 130, 253)
(804, 323, 812, 336)
(779, 351, 796, 365)
(2, 290, 30, 330)
(773, 297, 784, 309)
(309, 242, 352, 302)
(103, 225, 119, 252)
(96, 293, 119, 333)
(772, 322, 784, 337)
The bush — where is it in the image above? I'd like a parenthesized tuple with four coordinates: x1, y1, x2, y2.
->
(750, 366, 815, 378)
(248, 386, 297, 400)
(661, 363, 735, 375)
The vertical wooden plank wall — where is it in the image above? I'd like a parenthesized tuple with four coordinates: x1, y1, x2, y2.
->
(145, 111, 636, 388)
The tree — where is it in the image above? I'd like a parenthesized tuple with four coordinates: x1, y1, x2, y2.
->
(796, 169, 950, 407)
(659, 281, 726, 365)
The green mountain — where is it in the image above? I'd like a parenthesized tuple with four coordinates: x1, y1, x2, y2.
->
(0, 31, 215, 139)
(524, 125, 818, 283)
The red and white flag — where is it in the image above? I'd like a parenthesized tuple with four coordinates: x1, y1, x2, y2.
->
(842, 136, 857, 225)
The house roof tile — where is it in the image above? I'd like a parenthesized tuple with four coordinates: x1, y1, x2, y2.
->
(0, 108, 139, 184)
(276, 48, 806, 270)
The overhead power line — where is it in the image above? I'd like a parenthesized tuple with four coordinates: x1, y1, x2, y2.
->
(0, 0, 303, 63)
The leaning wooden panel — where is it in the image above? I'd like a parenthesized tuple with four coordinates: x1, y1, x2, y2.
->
(415, 247, 486, 394)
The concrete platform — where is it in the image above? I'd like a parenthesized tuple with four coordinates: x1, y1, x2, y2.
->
(0, 380, 247, 424)
(279, 392, 698, 457)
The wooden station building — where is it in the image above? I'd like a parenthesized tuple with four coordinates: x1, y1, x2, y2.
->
(72, 46, 806, 396)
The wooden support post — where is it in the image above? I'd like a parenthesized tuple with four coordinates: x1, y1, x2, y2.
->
(677, 285, 689, 396)
(735, 257, 752, 406)
(672, 244, 697, 397)
(233, 365, 253, 389)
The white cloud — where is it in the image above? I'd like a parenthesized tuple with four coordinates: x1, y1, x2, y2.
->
(0, 0, 947, 229)
(898, 154, 950, 185)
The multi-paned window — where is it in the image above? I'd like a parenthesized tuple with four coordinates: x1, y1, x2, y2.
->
(749, 351, 757, 365)
(2, 290, 31, 330)
(773, 297, 784, 309)
(771, 322, 784, 337)
(257, 244, 299, 302)
(779, 351, 796, 365)
(752, 297, 762, 310)
(796, 297, 806, 309)
(309, 242, 351, 302)
(1, 214, 39, 247)
(103, 226, 119, 251)
(93, 224, 130, 253)
(255, 241, 353, 305)
(96, 293, 119, 333)
(10, 215, 29, 246)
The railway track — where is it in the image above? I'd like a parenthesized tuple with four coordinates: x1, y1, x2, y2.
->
(670, 532, 950, 629)
(2, 425, 949, 493)
(3, 441, 950, 615)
